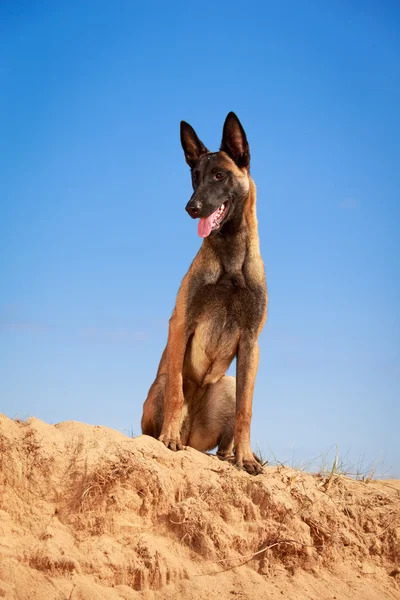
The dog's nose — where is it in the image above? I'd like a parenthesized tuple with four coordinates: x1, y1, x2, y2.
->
(186, 199, 202, 218)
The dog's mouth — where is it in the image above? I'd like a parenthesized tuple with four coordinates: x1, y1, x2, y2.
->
(198, 202, 229, 238)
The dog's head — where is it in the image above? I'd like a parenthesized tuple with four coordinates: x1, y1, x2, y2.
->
(180, 112, 251, 238)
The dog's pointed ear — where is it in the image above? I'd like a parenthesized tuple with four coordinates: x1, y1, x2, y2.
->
(180, 121, 209, 168)
(220, 112, 250, 169)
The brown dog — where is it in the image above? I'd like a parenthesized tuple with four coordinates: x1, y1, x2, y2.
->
(141, 112, 267, 474)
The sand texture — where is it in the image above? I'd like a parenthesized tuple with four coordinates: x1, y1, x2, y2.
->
(0, 414, 399, 599)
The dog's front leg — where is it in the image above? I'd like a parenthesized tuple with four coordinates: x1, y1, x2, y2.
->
(235, 336, 263, 475)
(158, 312, 187, 452)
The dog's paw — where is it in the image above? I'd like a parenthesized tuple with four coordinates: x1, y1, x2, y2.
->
(158, 434, 183, 452)
(216, 449, 234, 461)
(235, 454, 264, 475)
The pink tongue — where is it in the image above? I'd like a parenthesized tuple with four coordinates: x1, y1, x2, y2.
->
(198, 207, 219, 238)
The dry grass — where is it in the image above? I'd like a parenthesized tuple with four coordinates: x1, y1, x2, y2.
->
(64, 452, 137, 513)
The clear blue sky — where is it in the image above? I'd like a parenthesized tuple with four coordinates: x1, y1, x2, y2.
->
(1, 1, 399, 476)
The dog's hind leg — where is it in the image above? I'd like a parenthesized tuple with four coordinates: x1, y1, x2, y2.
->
(186, 376, 236, 456)
(142, 373, 191, 444)
(141, 374, 166, 439)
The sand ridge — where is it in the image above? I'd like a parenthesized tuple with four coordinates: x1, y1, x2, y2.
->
(0, 413, 399, 599)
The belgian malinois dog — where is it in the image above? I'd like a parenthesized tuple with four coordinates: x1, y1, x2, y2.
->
(141, 112, 267, 474)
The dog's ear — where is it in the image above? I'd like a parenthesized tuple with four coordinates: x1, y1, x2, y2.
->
(220, 112, 250, 169)
(180, 121, 208, 168)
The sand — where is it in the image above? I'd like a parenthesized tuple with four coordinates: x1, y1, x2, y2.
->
(0, 413, 399, 599)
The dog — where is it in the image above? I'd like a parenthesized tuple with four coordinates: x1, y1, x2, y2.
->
(141, 112, 267, 474)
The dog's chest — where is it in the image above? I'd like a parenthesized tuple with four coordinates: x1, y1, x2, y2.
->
(184, 273, 265, 386)
(187, 269, 265, 332)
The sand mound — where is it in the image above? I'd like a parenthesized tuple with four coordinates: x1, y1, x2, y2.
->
(0, 414, 399, 599)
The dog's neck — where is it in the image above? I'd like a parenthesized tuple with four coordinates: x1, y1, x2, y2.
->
(204, 178, 260, 275)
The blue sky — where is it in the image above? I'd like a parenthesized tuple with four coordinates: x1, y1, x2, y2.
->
(1, 1, 399, 476)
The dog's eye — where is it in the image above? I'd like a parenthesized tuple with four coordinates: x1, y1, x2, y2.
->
(214, 172, 226, 180)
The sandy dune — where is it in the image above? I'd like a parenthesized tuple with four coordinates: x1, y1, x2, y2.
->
(0, 414, 399, 599)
